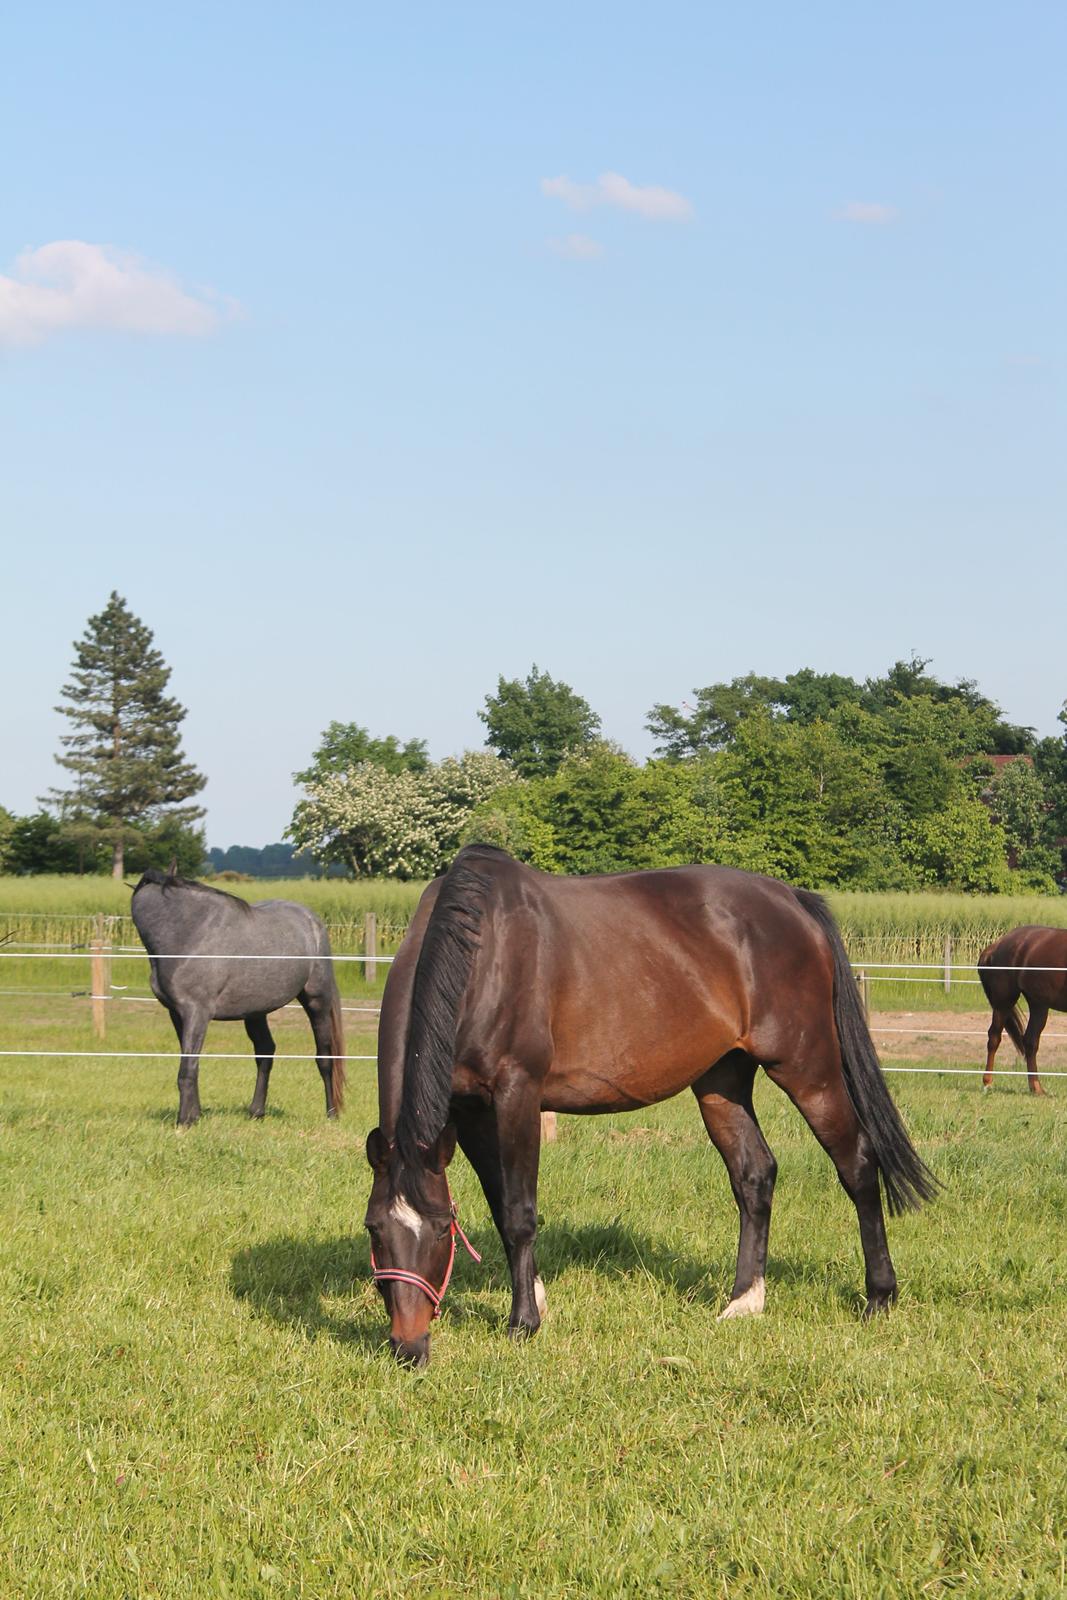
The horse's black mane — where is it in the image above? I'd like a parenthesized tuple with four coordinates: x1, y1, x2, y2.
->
(394, 844, 508, 1207)
(134, 867, 253, 914)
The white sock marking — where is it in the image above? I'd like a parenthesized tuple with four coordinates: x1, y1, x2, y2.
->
(717, 1276, 766, 1321)
(534, 1275, 547, 1317)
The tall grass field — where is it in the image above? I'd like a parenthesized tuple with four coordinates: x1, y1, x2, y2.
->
(3, 876, 1066, 1011)
(0, 986, 1064, 1598)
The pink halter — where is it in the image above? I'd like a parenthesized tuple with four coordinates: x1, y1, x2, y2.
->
(370, 1186, 482, 1319)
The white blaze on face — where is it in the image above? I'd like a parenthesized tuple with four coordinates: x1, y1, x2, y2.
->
(389, 1194, 424, 1239)
(717, 1276, 766, 1321)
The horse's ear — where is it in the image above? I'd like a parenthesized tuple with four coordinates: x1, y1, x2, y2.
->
(366, 1127, 392, 1172)
(423, 1122, 457, 1173)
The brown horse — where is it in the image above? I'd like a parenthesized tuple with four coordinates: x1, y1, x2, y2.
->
(365, 845, 937, 1365)
(979, 925, 1067, 1095)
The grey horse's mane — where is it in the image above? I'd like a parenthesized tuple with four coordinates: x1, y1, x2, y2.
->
(134, 867, 253, 914)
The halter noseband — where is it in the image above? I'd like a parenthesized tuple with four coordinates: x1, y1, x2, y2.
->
(370, 1187, 481, 1319)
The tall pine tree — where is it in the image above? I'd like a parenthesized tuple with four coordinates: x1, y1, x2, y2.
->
(48, 593, 206, 878)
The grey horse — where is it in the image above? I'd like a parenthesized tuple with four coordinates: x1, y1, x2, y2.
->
(131, 867, 345, 1126)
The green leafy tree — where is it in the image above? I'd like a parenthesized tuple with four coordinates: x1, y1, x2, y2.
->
(534, 744, 671, 874)
(900, 796, 1011, 892)
(123, 817, 208, 878)
(775, 669, 866, 724)
(3, 812, 89, 874)
(47, 593, 205, 879)
(294, 721, 429, 784)
(861, 656, 1034, 752)
(0, 806, 15, 872)
(646, 673, 783, 758)
(479, 666, 601, 778)
(460, 781, 559, 868)
(988, 759, 1060, 889)
(465, 746, 716, 876)
(1033, 702, 1067, 882)
(650, 656, 1033, 763)
(708, 713, 888, 886)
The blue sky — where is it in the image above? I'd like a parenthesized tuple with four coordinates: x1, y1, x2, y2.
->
(2, 2, 1064, 846)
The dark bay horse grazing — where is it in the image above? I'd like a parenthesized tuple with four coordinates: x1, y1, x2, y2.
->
(979, 925, 1067, 1095)
(131, 868, 345, 1126)
(365, 845, 936, 1366)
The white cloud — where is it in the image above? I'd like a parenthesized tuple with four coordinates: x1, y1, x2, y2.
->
(835, 202, 899, 226)
(548, 233, 604, 260)
(541, 171, 694, 222)
(0, 241, 237, 345)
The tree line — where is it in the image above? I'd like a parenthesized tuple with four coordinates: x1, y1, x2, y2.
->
(2, 597, 1065, 891)
(289, 663, 1067, 893)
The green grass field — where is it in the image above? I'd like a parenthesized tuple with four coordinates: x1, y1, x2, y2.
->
(1, 989, 1064, 1599)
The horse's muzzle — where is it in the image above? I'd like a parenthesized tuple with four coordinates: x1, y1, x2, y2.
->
(390, 1334, 431, 1368)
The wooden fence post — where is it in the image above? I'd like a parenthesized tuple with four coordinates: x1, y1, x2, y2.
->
(91, 913, 110, 1040)
(857, 969, 869, 1022)
(363, 912, 378, 985)
(943, 935, 952, 994)
(540, 1112, 558, 1143)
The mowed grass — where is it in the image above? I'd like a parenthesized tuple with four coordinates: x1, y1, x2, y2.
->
(0, 995, 1065, 1598)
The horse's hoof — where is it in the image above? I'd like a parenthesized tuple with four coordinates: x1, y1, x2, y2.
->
(326, 1108, 339, 1120)
(248, 1108, 265, 1120)
(862, 1291, 897, 1320)
(717, 1278, 766, 1321)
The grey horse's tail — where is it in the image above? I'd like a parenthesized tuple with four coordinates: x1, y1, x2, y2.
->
(330, 987, 346, 1112)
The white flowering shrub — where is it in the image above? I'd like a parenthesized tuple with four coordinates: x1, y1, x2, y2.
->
(288, 751, 515, 878)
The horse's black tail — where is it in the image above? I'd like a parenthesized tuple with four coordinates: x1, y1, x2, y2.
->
(330, 987, 346, 1114)
(794, 888, 939, 1215)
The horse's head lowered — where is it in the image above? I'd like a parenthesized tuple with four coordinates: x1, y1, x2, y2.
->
(364, 1124, 480, 1367)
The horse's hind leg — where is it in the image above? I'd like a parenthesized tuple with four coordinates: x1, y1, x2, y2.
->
(245, 1013, 276, 1118)
(298, 989, 341, 1118)
(983, 1006, 1012, 1087)
(767, 1054, 897, 1317)
(691, 1053, 776, 1320)
(453, 1078, 545, 1339)
(1022, 1003, 1049, 1096)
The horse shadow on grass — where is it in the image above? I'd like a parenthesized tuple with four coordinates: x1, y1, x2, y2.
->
(229, 1217, 860, 1351)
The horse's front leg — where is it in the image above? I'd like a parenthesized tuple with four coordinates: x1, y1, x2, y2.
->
(169, 1004, 209, 1127)
(454, 1074, 545, 1339)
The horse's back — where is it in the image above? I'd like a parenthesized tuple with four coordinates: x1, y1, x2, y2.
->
(979, 925, 1067, 1008)
(453, 857, 834, 1110)
(134, 883, 334, 1018)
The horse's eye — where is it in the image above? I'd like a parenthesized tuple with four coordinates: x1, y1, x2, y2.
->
(435, 1224, 452, 1241)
